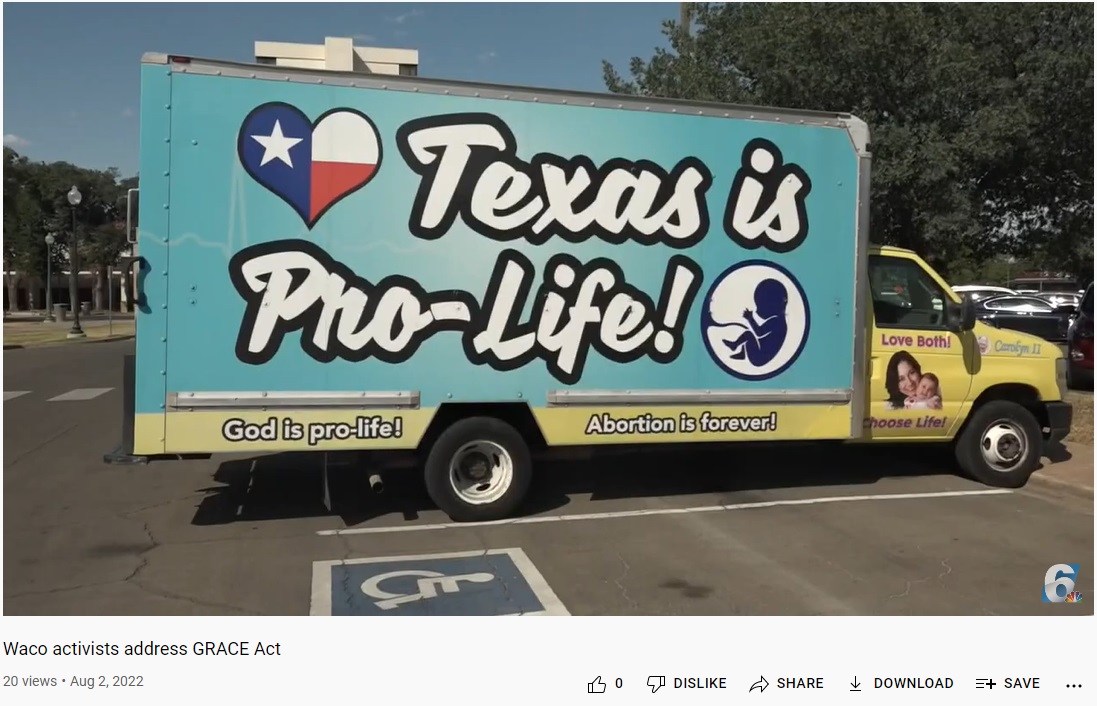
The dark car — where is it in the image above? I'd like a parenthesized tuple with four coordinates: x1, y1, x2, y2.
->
(975, 294, 1075, 344)
(1067, 283, 1093, 388)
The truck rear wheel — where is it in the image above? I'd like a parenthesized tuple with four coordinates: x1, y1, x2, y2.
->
(954, 400, 1042, 488)
(423, 417, 533, 522)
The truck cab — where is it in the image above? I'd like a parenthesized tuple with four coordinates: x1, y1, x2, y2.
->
(862, 245, 1072, 487)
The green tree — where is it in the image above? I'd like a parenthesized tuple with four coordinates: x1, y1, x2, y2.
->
(603, 2, 1093, 283)
(75, 167, 129, 310)
(4, 150, 133, 312)
(4, 148, 48, 311)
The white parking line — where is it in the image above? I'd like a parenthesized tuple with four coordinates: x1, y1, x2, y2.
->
(3, 391, 31, 401)
(47, 387, 114, 402)
(317, 489, 1014, 536)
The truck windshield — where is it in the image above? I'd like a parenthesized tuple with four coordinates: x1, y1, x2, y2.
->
(1082, 285, 1093, 317)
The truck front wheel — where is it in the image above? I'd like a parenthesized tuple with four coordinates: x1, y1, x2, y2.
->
(954, 400, 1042, 488)
(423, 417, 533, 522)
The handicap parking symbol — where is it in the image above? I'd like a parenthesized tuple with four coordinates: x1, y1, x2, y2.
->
(310, 548, 570, 616)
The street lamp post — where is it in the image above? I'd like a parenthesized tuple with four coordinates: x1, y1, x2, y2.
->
(66, 186, 86, 339)
(44, 233, 56, 322)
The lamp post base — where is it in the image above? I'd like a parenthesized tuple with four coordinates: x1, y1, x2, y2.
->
(66, 329, 87, 340)
(42, 316, 55, 324)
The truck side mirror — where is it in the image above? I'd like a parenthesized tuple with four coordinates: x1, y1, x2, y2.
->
(126, 188, 139, 245)
(960, 296, 977, 331)
(947, 296, 978, 333)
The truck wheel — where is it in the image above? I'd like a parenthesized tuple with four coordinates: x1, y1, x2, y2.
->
(954, 401, 1042, 488)
(423, 417, 533, 522)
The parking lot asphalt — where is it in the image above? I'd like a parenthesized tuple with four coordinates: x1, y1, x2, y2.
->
(3, 340, 1093, 616)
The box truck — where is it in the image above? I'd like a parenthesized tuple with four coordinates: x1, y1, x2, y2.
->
(106, 53, 1073, 521)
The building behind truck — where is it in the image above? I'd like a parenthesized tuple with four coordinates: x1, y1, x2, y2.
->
(254, 36, 419, 76)
(106, 49, 1071, 522)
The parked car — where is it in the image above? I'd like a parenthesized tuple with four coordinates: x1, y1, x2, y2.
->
(952, 284, 1018, 303)
(1038, 290, 1081, 309)
(1067, 283, 1093, 388)
(975, 294, 1075, 344)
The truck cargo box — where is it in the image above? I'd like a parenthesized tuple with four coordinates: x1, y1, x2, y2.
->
(125, 53, 870, 459)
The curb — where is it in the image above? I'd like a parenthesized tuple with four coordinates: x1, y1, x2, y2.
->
(1030, 470, 1094, 497)
(3, 334, 134, 351)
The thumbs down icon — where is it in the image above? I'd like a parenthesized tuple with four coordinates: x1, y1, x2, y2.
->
(647, 676, 666, 693)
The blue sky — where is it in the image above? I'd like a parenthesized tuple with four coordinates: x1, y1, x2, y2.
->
(2, 2, 678, 177)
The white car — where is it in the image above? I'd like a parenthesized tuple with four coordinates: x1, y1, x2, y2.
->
(1038, 291, 1081, 309)
(951, 284, 1017, 303)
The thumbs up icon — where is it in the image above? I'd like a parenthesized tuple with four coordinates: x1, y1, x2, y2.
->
(588, 676, 607, 694)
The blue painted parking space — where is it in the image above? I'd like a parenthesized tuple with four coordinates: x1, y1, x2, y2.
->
(310, 548, 570, 616)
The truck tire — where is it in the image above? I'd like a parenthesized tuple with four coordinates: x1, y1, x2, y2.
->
(954, 400, 1042, 488)
(423, 417, 533, 522)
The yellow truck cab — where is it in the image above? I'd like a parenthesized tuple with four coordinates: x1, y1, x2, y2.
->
(861, 245, 1072, 487)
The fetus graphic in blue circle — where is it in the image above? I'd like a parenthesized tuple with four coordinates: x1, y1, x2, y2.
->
(701, 260, 810, 380)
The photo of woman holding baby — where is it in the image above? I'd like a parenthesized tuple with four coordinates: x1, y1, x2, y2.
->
(884, 350, 943, 411)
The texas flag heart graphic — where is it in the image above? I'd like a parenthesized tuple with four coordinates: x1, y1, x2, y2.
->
(237, 102, 382, 228)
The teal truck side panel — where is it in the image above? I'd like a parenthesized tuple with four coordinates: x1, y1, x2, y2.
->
(139, 59, 864, 403)
(133, 55, 869, 450)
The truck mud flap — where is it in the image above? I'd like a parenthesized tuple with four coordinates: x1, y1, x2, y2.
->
(102, 353, 147, 465)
